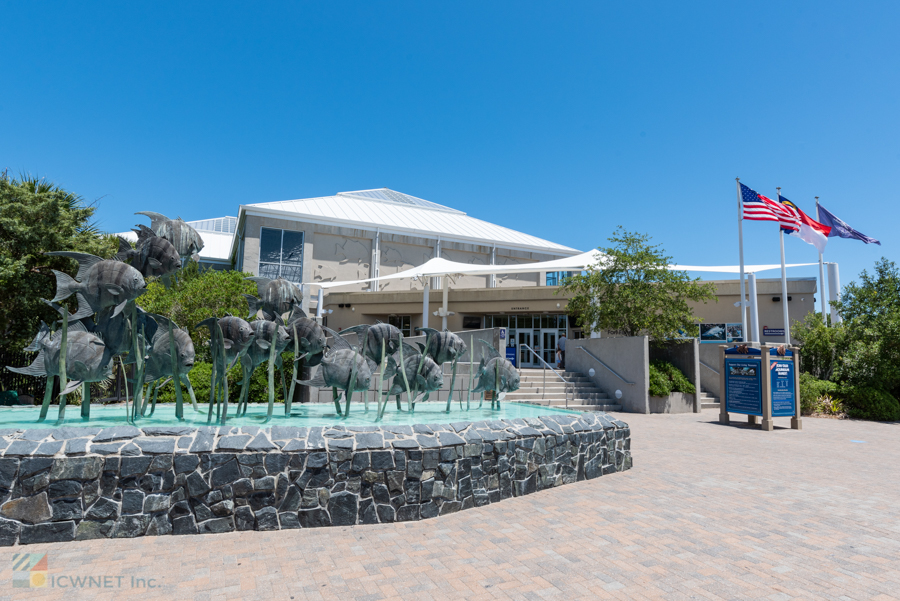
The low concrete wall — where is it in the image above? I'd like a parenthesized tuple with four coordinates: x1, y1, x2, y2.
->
(698, 344, 723, 398)
(0, 414, 631, 545)
(566, 337, 649, 413)
(649, 392, 695, 414)
(649, 340, 701, 413)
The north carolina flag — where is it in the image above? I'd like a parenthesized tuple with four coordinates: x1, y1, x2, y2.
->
(779, 196, 832, 253)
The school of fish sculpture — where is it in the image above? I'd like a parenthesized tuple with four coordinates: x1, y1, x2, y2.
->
(46, 251, 147, 319)
(244, 277, 303, 321)
(135, 211, 205, 259)
(472, 340, 520, 407)
(195, 315, 256, 423)
(295, 327, 372, 416)
(116, 225, 181, 287)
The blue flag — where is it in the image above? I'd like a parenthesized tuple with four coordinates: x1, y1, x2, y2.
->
(816, 204, 881, 245)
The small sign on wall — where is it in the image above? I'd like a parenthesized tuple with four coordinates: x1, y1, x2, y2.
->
(763, 327, 785, 337)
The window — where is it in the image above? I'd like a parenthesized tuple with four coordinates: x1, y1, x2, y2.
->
(462, 316, 482, 329)
(546, 271, 575, 286)
(258, 228, 303, 283)
(388, 315, 412, 337)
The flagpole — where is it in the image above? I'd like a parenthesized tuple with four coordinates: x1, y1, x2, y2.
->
(816, 196, 827, 326)
(736, 178, 747, 342)
(777, 187, 790, 344)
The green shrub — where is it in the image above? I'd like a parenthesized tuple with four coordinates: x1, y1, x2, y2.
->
(648, 360, 695, 397)
(153, 358, 288, 405)
(841, 385, 900, 422)
(798, 373, 839, 415)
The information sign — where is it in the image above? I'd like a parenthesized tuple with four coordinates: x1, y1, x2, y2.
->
(770, 359, 796, 416)
(724, 358, 762, 415)
(763, 327, 785, 337)
(505, 347, 517, 367)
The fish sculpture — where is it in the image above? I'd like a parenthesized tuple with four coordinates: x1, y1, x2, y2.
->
(116, 225, 181, 286)
(387, 342, 444, 407)
(137, 314, 198, 416)
(46, 251, 147, 319)
(135, 211, 205, 258)
(472, 340, 520, 407)
(87, 304, 157, 359)
(234, 319, 291, 417)
(295, 327, 372, 416)
(243, 277, 303, 321)
(342, 321, 402, 364)
(415, 327, 467, 411)
(415, 327, 468, 364)
(284, 306, 327, 359)
(195, 315, 256, 423)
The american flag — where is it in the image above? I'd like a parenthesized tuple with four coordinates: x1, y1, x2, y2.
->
(740, 183, 800, 232)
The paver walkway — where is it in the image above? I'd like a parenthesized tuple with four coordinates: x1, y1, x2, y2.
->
(2, 412, 898, 600)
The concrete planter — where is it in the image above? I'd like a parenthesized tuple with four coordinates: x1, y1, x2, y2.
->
(648, 392, 696, 414)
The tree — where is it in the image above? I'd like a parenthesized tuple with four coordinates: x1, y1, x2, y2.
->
(558, 227, 717, 341)
(831, 258, 900, 395)
(136, 261, 258, 361)
(0, 173, 117, 350)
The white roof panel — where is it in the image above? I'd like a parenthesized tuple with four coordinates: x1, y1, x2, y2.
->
(241, 188, 579, 255)
(115, 230, 233, 262)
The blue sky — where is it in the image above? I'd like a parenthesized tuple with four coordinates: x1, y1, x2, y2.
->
(2, 2, 896, 288)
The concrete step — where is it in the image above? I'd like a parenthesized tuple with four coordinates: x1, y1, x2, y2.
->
(514, 384, 606, 393)
(505, 391, 609, 400)
(515, 400, 622, 412)
(702, 402, 721, 410)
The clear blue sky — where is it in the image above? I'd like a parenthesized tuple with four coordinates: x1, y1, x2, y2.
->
(2, 2, 896, 289)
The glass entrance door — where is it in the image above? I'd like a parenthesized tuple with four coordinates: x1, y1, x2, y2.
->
(542, 331, 557, 367)
(517, 331, 533, 367)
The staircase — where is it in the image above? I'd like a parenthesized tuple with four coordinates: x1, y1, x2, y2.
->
(700, 387, 720, 410)
(506, 368, 622, 412)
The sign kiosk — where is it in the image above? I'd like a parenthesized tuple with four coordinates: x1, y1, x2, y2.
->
(718, 344, 802, 431)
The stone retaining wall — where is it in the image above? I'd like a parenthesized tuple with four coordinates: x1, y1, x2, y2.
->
(0, 412, 631, 545)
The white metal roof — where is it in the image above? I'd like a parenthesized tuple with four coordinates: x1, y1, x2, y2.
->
(186, 216, 237, 234)
(116, 230, 234, 263)
(238, 188, 580, 256)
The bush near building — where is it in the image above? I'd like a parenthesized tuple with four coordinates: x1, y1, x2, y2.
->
(648, 360, 696, 397)
(794, 257, 900, 421)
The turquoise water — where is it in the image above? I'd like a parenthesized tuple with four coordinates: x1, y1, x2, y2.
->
(0, 401, 579, 430)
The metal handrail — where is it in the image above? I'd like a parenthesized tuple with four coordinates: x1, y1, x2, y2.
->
(518, 343, 571, 409)
(577, 347, 635, 385)
(699, 360, 719, 375)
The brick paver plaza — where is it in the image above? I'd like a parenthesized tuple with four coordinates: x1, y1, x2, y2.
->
(3, 412, 898, 600)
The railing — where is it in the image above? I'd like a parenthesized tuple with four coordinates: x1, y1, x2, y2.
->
(699, 360, 719, 375)
(518, 344, 571, 409)
(577, 347, 635, 385)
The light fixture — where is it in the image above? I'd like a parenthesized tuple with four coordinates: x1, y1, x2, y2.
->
(589, 368, 595, 377)
(615, 390, 623, 400)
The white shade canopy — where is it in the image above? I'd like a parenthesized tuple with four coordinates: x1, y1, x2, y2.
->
(309, 249, 818, 290)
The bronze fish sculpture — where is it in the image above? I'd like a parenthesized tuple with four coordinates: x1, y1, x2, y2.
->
(7, 320, 113, 395)
(472, 340, 520, 404)
(243, 276, 303, 321)
(47, 251, 146, 319)
(342, 321, 402, 364)
(116, 225, 181, 286)
(135, 211, 204, 258)
(295, 327, 371, 416)
(284, 306, 327, 359)
(415, 327, 468, 364)
(388, 342, 444, 398)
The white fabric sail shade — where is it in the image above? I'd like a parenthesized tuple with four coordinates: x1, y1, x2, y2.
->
(309, 249, 818, 290)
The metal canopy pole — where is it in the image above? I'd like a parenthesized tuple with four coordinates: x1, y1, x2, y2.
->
(441, 276, 449, 330)
(422, 278, 430, 329)
(747, 272, 760, 343)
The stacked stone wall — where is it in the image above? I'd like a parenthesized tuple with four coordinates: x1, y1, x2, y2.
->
(0, 412, 631, 545)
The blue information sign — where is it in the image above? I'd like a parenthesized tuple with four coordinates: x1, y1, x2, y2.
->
(770, 359, 796, 416)
(505, 347, 517, 367)
(725, 358, 762, 415)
